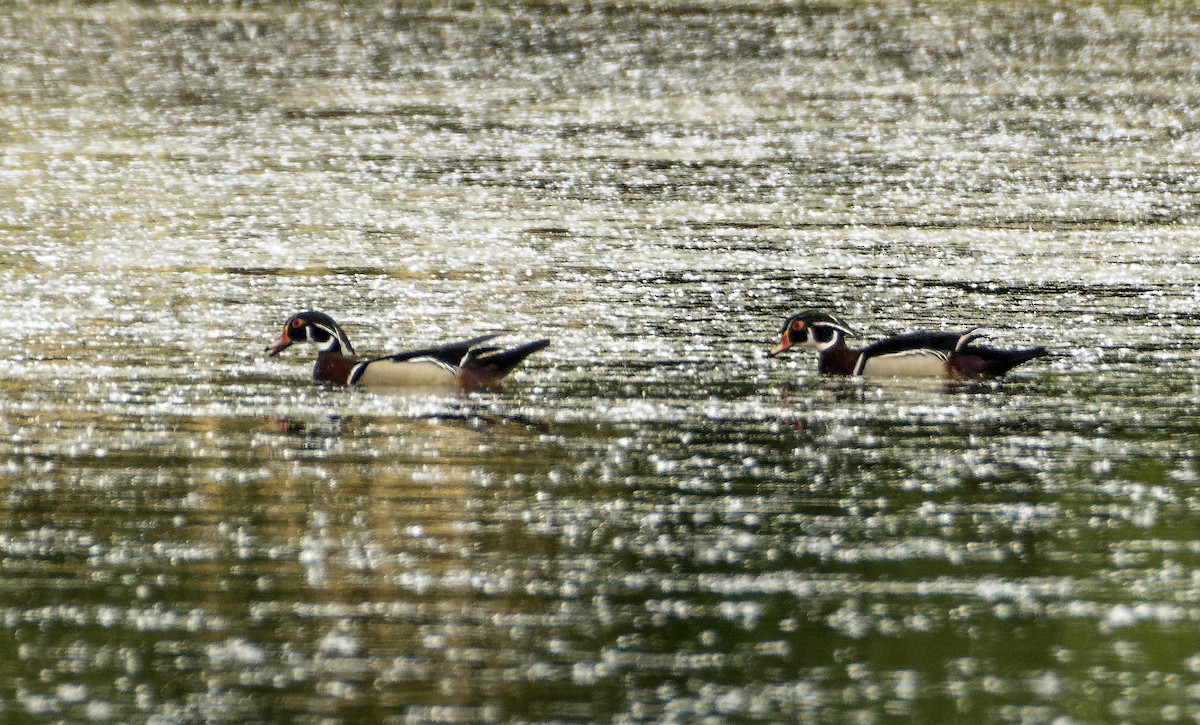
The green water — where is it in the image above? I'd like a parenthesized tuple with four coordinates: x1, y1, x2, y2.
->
(3, 1, 1200, 722)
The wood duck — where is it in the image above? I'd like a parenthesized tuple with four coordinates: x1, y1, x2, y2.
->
(265, 311, 550, 391)
(768, 309, 1048, 379)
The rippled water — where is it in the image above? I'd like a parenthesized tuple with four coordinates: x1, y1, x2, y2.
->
(5, 1, 1200, 722)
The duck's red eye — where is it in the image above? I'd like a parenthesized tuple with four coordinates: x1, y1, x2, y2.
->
(291, 318, 305, 329)
(791, 320, 805, 331)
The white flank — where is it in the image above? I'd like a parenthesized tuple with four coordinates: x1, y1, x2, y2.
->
(353, 358, 460, 388)
(858, 349, 950, 378)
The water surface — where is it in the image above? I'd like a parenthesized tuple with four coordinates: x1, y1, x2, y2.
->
(4, 1, 1200, 722)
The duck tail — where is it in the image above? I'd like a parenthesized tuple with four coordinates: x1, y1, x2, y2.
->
(984, 346, 1050, 376)
(461, 339, 551, 385)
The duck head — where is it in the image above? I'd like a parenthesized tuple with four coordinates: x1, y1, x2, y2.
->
(769, 310, 854, 357)
(266, 311, 356, 356)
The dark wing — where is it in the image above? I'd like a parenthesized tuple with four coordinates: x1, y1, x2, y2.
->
(860, 331, 966, 358)
(371, 334, 501, 367)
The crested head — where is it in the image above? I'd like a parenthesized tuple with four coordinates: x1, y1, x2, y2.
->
(770, 309, 855, 357)
(778, 309, 854, 335)
(265, 311, 356, 356)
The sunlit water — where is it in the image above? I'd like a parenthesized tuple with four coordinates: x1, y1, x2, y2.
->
(4, 1, 1200, 722)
